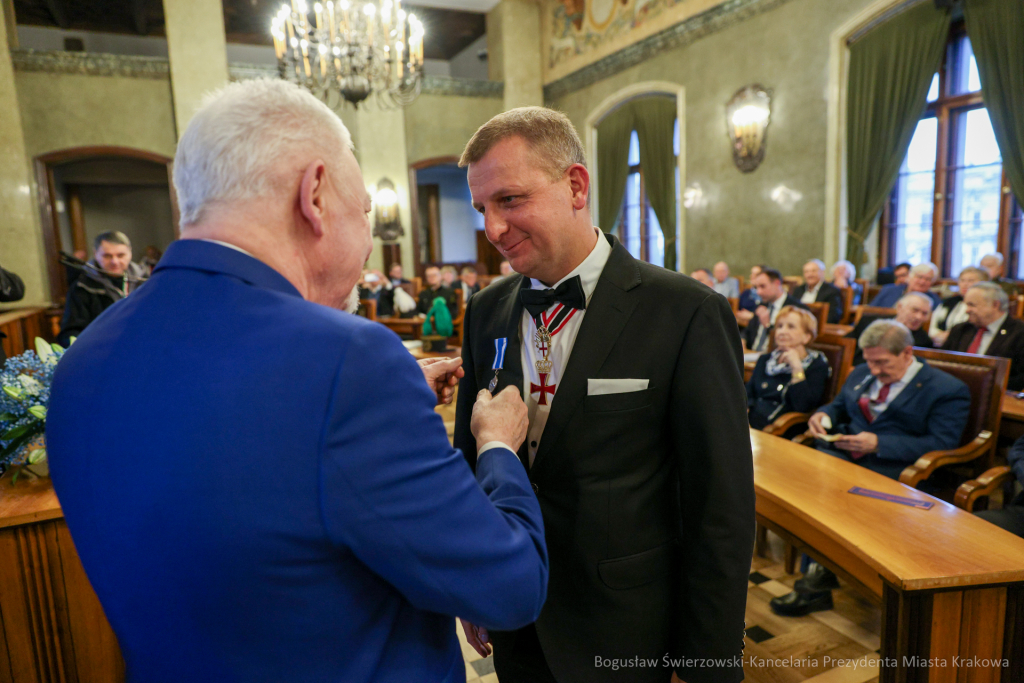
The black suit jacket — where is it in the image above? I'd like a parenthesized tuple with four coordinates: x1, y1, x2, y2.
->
(454, 234, 754, 683)
(415, 285, 457, 317)
(791, 282, 844, 323)
(846, 315, 933, 365)
(942, 316, 1024, 390)
(741, 294, 809, 350)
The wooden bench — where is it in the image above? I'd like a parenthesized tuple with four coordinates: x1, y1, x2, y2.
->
(0, 306, 51, 357)
(752, 429, 1024, 682)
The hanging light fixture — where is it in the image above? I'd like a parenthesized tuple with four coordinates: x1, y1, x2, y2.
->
(271, 0, 425, 108)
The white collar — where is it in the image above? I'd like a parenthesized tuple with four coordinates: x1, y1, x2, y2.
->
(881, 358, 923, 390)
(529, 230, 611, 305)
(200, 239, 256, 258)
(805, 282, 821, 295)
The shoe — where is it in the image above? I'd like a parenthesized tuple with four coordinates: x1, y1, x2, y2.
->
(794, 562, 840, 593)
(769, 590, 833, 616)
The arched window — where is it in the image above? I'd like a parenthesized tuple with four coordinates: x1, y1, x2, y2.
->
(617, 119, 680, 266)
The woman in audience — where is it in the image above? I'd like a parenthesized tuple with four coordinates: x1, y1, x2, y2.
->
(830, 260, 862, 306)
(929, 266, 989, 345)
(746, 306, 830, 430)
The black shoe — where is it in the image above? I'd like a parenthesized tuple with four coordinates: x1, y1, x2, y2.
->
(794, 562, 840, 593)
(769, 590, 833, 616)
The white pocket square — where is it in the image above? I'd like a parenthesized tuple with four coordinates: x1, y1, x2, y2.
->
(587, 379, 649, 395)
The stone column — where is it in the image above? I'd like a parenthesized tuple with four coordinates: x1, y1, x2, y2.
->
(487, 0, 543, 110)
(0, 14, 48, 305)
(163, 0, 230, 136)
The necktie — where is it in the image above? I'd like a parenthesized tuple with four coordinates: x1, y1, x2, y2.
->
(966, 327, 986, 354)
(852, 383, 891, 460)
(519, 275, 587, 319)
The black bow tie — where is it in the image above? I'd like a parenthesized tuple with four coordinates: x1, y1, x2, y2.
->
(519, 275, 587, 319)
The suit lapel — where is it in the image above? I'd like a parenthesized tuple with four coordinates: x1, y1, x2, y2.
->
(986, 318, 1015, 356)
(532, 236, 641, 469)
(486, 276, 530, 469)
(873, 361, 930, 425)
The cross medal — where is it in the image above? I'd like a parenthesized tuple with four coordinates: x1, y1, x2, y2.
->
(531, 325, 556, 405)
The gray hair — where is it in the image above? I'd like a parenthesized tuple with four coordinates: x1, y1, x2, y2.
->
(859, 319, 913, 355)
(959, 266, 990, 281)
(831, 260, 856, 279)
(896, 291, 934, 312)
(805, 259, 826, 272)
(969, 281, 1009, 312)
(94, 230, 131, 251)
(910, 262, 939, 279)
(173, 79, 353, 227)
(981, 253, 1004, 267)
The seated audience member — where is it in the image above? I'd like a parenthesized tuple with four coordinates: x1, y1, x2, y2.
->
(742, 268, 808, 353)
(388, 263, 410, 287)
(930, 266, 989, 345)
(712, 261, 739, 298)
(878, 262, 911, 286)
(941, 281, 1024, 390)
(792, 259, 844, 323)
(459, 266, 480, 302)
(357, 269, 395, 317)
(770, 320, 970, 617)
(690, 268, 716, 288)
(490, 260, 514, 285)
(440, 265, 459, 289)
(58, 231, 146, 347)
(980, 253, 1017, 298)
(846, 293, 934, 365)
(737, 264, 766, 325)
(870, 262, 941, 308)
(746, 306, 829, 430)
(975, 434, 1024, 537)
(830, 259, 862, 306)
(416, 265, 458, 318)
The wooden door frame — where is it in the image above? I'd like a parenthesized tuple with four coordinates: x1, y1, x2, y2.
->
(34, 146, 176, 303)
(408, 155, 461, 279)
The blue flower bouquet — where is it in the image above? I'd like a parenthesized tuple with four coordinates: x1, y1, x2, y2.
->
(1, 338, 65, 483)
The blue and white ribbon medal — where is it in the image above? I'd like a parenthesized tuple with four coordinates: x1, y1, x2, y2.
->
(489, 338, 507, 393)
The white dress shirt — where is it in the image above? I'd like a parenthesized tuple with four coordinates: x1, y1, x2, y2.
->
(976, 313, 1008, 356)
(799, 283, 820, 305)
(929, 299, 970, 338)
(864, 359, 923, 419)
(753, 295, 787, 351)
(520, 232, 612, 466)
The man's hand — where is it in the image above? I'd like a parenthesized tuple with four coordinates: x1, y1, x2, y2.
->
(736, 309, 754, 325)
(834, 431, 879, 454)
(807, 412, 830, 437)
(471, 387, 529, 452)
(755, 305, 771, 328)
(417, 357, 464, 405)
(460, 619, 491, 658)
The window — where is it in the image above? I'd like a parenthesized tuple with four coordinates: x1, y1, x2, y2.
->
(882, 28, 1021, 277)
(617, 119, 679, 266)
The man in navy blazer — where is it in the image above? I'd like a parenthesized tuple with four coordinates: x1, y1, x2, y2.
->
(869, 262, 941, 309)
(46, 79, 548, 683)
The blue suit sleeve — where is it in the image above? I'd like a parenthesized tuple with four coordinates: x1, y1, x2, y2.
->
(875, 381, 971, 462)
(1008, 436, 1024, 486)
(317, 323, 548, 630)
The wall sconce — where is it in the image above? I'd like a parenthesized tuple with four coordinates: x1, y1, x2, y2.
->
(372, 177, 404, 242)
(726, 84, 772, 173)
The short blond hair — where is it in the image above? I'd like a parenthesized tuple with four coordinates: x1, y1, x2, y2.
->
(459, 107, 587, 179)
(777, 306, 818, 340)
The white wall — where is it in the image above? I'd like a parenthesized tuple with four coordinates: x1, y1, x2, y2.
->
(78, 185, 176, 254)
(417, 164, 482, 263)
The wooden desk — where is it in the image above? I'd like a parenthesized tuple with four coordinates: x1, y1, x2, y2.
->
(1001, 391, 1024, 442)
(378, 316, 422, 340)
(0, 471, 125, 682)
(752, 429, 1024, 682)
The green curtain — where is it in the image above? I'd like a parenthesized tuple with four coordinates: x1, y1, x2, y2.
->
(845, 1, 951, 266)
(596, 105, 635, 235)
(964, 0, 1024, 209)
(634, 98, 678, 271)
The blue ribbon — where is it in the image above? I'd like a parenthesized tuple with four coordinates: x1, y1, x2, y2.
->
(493, 338, 507, 371)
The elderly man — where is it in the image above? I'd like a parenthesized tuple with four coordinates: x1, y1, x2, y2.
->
(57, 231, 147, 346)
(929, 266, 989, 344)
(980, 253, 1017, 297)
(846, 292, 934, 365)
(460, 266, 481, 301)
(455, 107, 753, 683)
(871, 262, 941, 308)
(792, 259, 844, 323)
(711, 261, 739, 298)
(770, 319, 970, 616)
(690, 267, 716, 288)
(942, 281, 1024, 390)
(388, 262, 409, 287)
(736, 263, 765, 325)
(830, 260, 863, 306)
(742, 268, 808, 353)
(47, 79, 548, 682)
(416, 265, 458, 317)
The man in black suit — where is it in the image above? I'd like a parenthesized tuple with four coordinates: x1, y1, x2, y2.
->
(453, 107, 753, 683)
(846, 292, 934, 365)
(791, 259, 844, 323)
(942, 281, 1024, 390)
(415, 265, 458, 318)
(742, 268, 807, 353)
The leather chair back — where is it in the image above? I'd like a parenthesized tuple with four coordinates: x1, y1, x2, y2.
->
(809, 333, 856, 403)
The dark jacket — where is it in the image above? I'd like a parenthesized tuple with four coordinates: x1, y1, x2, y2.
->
(846, 316, 933, 366)
(870, 283, 941, 309)
(357, 284, 395, 317)
(738, 287, 760, 311)
(741, 295, 809, 351)
(942, 316, 1024, 390)
(454, 233, 753, 683)
(791, 281, 844, 323)
(746, 350, 830, 429)
(416, 285, 457, 318)
(58, 261, 145, 347)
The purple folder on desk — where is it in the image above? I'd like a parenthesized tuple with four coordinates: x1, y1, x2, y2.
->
(848, 487, 935, 510)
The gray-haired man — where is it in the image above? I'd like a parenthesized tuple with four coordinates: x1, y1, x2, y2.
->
(942, 281, 1024, 390)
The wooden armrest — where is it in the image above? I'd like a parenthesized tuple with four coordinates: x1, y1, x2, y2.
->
(954, 466, 1015, 512)
(898, 431, 992, 488)
(763, 412, 812, 436)
(792, 431, 816, 446)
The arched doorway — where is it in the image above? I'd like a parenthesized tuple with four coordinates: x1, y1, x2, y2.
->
(34, 146, 177, 303)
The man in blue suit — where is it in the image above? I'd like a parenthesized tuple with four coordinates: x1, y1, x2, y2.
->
(770, 319, 970, 616)
(46, 79, 548, 683)
(870, 262, 941, 309)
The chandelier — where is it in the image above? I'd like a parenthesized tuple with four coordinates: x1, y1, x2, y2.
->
(271, 0, 425, 108)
